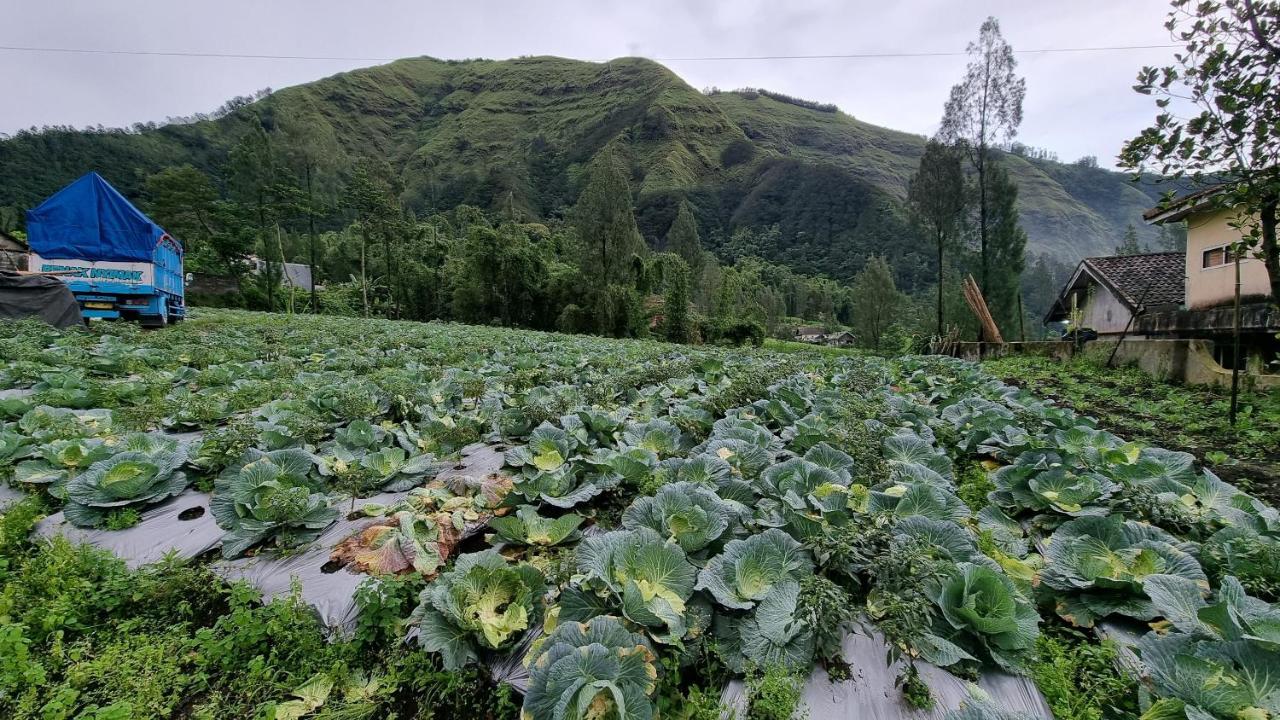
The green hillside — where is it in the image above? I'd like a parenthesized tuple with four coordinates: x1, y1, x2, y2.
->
(0, 54, 1176, 273)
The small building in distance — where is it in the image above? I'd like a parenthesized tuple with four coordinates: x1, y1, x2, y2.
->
(824, 330, 856, 347)
(0, 230, 28, 272)
(247, 257, 314, 292)
(1044, 252, 1185, 335)
(1044, 186, 1278, 376)
(793, 325, 826, 343)
(1144, 186, 1273, 310)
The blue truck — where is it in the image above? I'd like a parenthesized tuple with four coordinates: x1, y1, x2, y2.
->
(25, 172, 185, 327)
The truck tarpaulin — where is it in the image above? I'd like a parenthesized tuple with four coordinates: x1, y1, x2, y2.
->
(25, 171, 174, 263)
(0, 270, 83, 328)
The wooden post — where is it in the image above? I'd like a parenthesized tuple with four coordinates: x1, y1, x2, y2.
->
(1230, 251, 1242, 426)
(1016, 291, 1026, 342)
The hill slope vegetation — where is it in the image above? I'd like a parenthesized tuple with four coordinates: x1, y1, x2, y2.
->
(0, 55, 1180, 276)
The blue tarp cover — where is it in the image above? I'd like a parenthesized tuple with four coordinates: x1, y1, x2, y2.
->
(25, 172, 177, 263)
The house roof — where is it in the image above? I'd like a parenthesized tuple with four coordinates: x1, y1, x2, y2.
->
(1143, 184, 1227, 224)
(794, 326, 825, 336)
(1045, 252, 1185, 323)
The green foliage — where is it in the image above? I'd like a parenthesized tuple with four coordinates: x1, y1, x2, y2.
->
(1040, 515, 1207, 627)
(744, 664, 808, 720)
(1028, 628, 1138, 720)
(572, 527, 698, 643)
(850, 255, 902, 352)
(488, 505, 584, 547)
(62, 435, 190, 527)
(896, 664, 933, 710)
(928, 563, 1040, 673)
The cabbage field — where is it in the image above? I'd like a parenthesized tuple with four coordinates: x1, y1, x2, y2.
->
(1, 310, 1278, 720)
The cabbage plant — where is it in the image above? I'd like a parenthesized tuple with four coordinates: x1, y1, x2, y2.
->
(12, 437, 113, 498)
(925, 562, 1040, 673)
(507, 424, 616, 507)
(357, 447, 443, 492)
(714, 579, 814, 672)
(212, 448, 337, 558)
(63, 438, 190, 527)
(697, 528, 813, 610)
(621, 481, 734, 555)
(990, 451, 1118, 518)
(488, 505, 584, 547)
(1039, 515, 1207, 627)
(1138, 574, 1280, 720)
(410, 549, 545, 669)
(571, 527, 698, 643)
(621, 419, 683, 458)
(522, 616, 658, 720)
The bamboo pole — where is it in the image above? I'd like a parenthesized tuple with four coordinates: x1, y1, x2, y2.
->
(962, 275, 1004, 344)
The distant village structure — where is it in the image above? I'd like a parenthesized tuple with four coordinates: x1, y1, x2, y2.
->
(1045, 186, 1278, 377)
(0, 230, 27, 272)
(792, 326, 855, 347)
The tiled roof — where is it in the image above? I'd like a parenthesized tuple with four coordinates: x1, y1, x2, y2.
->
(1083, 252, 1185, 308)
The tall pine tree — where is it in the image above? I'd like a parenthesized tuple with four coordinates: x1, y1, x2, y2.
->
(665, 200, 704, 280)
(985, 163, 1027, 337)
(572, 151, 646, 288)
(909, 140, 968, 336)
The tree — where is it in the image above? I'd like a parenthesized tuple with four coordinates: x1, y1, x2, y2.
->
(571, 152, 646, 288)
(938, 16, 1027, 321)
(277, 108, 344, 313)
(343, 159, 404, 319)
(656, 254, 693, 343)
(226, 120, 286, 311)
(909, 140, 968, 336)
(665, 200, 704, 282)
(1120, 0, 1280, 305)
(449, 223, 544, 327)
(851, 255, 902, 352)
(1115, 223, 1145, 255)
(986, 164, 1028, 336)
(143, 165, 221, 272)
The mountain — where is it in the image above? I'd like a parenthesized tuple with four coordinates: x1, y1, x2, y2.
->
(0, 55, 1182, 286)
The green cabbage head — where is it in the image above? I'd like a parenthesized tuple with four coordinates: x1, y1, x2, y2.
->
(410, 549, 545, 669)
(696, 528, 813, 610)
(927, 562, 1040, 673)
(573, 527, 698, 643)
(1040, 515, 1207, 627)
(522, 616, 658, 720)
(211, 448, 337, 558)
(488, 505, 584, 547)
(63, 441, 190, 527)
(621, 481, 733, 554)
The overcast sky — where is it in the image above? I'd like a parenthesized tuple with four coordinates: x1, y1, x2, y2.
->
(1, 0, 1179, 169)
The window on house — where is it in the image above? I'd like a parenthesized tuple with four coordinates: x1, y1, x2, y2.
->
(1202, 246, 1237, 268)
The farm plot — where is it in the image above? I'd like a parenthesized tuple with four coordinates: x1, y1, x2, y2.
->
(1, 310, 1277, 720)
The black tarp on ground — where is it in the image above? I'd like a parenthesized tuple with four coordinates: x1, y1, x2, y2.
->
(0, 271, 82, 328)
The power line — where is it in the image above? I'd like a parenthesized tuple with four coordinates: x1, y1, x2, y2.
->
(0, 43, 1180, 64)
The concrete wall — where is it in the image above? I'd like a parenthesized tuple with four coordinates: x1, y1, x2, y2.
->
(1185, 207, 1272, 309)
(942, 338, 1280, 390)
(1079, 284, 1133, 334)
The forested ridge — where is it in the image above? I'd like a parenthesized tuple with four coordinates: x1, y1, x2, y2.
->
(1, 55, 1183, 263)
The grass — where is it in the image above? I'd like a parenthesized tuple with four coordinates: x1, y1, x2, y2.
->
(985, 354, 1280, 502)
(763, 338, 861, 356)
